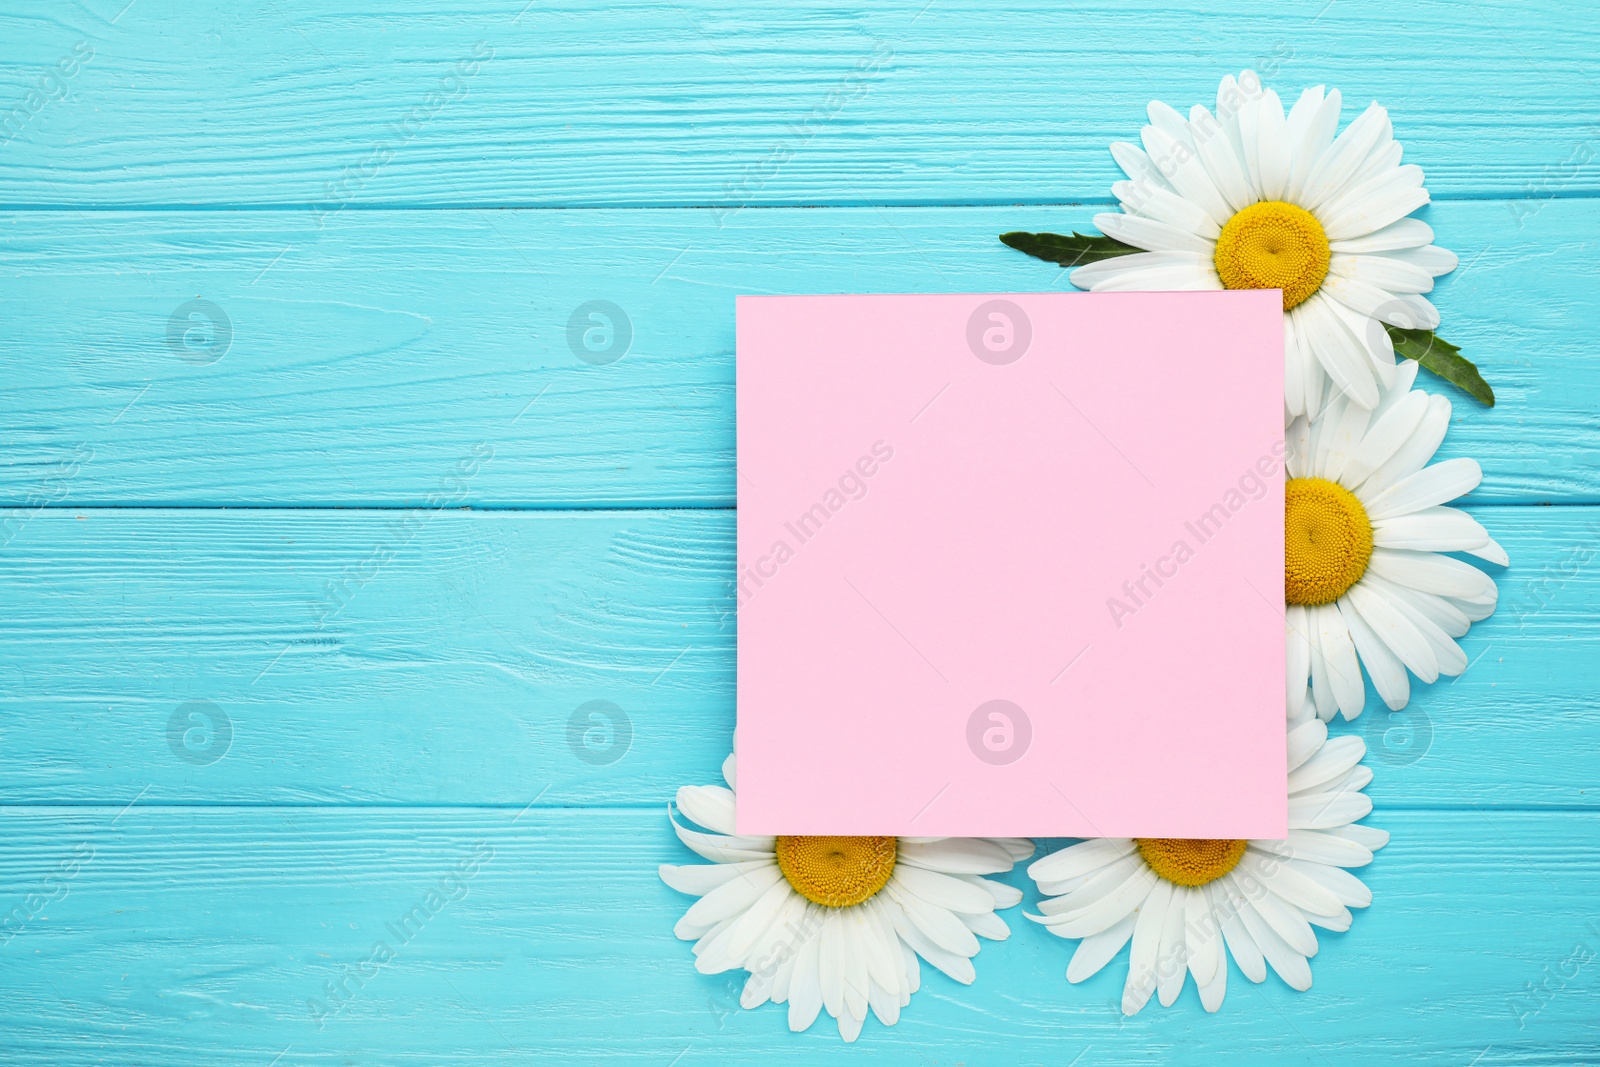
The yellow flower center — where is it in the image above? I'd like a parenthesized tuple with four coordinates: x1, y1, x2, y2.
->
(1213, 201, 1331, 310)
(1285, 476, 1374, 606)
(1135, 838, 1248, 887)
(775, 836, 897, 908)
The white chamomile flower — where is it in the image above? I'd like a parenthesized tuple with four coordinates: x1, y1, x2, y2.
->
(1027, 694, 1386, 1014)
(1072, 70, 1458, 416)
(660, 751, 1033, 1042)
(1286, 360, 1505, 721)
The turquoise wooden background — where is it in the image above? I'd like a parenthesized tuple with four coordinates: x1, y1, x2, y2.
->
(2, 1, 1597, 1063)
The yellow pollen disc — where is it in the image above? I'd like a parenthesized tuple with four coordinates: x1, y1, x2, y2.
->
(775, 836, 897, 908)
(1135, 838, 1248, 887)
(1285, 476, 1374, 606)
(1213, 200, 1331, 310)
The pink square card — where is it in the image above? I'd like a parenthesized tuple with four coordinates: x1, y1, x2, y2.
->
(735, 292, 1285, 838)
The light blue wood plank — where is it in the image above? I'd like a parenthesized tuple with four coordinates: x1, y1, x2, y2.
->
(0, 806, 1594, 1065)
(2, 201, 1593, 508)
(0, 506, 1584, 808)
(0, 0, 1596, 207)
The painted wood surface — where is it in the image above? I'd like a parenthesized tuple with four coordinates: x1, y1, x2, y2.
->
(0, 506, 1587, 809)
(0, 808, 1596, 1066)
(2, 1, 1597, 1063)
(2, 201, 1596, 509)
(1, 1, 1597, 206)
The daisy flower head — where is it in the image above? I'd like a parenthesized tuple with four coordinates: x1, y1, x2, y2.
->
(1027, 696, 1387, 1014)
(1286, 360, 1505, 721)
(659, 751, 1033, 1042)
(1071, 70, 1458, 416)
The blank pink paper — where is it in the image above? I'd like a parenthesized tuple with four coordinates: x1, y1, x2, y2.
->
(735, 291, 1286, 838)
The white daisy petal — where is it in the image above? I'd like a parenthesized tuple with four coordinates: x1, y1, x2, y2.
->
(1376, 244, 1458, 276)
(1373, 505, 1496, 553)
(1295, 860, 1375, 908)
(1360, 458, 1482, 519)
(1361, 393, 1453, 497)
(660, 859, 772, 899)
(1287, 604, 1313, 712)
(1256, 88, 1292, 200)
(1346, 582, 1440, 682)
(1156, 885, 1191, 1006)
(1094, 210, 1216, 253)
(1328, 216, 1435, 253)
(1338, 597, 1411, 710)
(1113, 180, 1222, 238)
(1301, 293, 1380, 409)
(1315, 601, 1366, 719)
(1337, 822, 1391, 852)
(1342, 389, 1429, 489)
(1301, 102, 1390, 211)
(1215, 878, 1268, 983)
(1186, 884, 1221, 987)
(1329, 252, 1435, 295)
(1287, 716, 1328, 772)
(1237, 895, 1313, 990)
(1319, 165, 1429, 241)
(1068, 913, 1138, 983)
(1028, 837, 1138, 883)
(1036, 853, 1143, 914)
(1366, 546, 1495, 600)
(787, 926, 824, 1032)
(676, 783, 740, 835)
(1148, 99, 1196, 145)
(1289, 789, 1374, 830)
(1110, 140, 1175, 194)
(1122, 879, 1173, 1015)
(898, 837, 1014, 875)
(1467, 536, 1510, 567)
(1285, 85, 1342, 203)
(668, 809, 776, 863)
(1032, 865, 1160, 938)
(1287, 734, 1366, 794)
(1240, 849, 1346, 918)
(891, 864, 999, 914)
(1253, 828, 1374, 868)
(1189, 103, 1255, 213)
(1141, 123, 1233, 226)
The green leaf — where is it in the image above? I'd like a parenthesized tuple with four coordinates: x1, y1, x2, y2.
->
(1386, 326, 1495, 407)
(999, 230, 1142, 269)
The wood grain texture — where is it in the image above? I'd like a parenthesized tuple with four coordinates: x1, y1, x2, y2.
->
(1, 1, 1597, 206)
(2, 1, 1595, 1060)
(0, 506, 1586, 808)
(0, 806, 1595, 1066)
(3, 200, 1595, 508)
